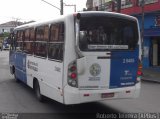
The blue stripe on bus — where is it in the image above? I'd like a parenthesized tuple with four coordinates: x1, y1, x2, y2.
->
(15, 52, 27, 83)
(109, 46, 139, 89)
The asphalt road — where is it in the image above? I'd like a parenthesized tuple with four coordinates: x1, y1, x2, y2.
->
(0, 51, 160, 119)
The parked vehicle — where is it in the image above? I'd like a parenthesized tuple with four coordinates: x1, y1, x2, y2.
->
(2, 37, 10, 50)
(0, 41, 2, 51)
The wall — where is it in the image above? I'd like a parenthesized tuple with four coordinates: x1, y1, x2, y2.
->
(0, 26, 14, 33)
(137, 14, 157, 29)
(136, 13, 160, 68)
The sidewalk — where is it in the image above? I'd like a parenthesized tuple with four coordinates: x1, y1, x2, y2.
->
(142, 67, 160, 83)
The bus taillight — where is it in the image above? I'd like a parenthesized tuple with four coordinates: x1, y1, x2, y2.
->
(70, 73, 77, 79)
(137, 70, 142, 76)
(70, 66, 76, 72)
(68, 61, 78, 87)
(137, 59, 143, 82)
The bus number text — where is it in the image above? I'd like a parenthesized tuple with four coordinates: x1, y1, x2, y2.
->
(123, 58, 135, 64)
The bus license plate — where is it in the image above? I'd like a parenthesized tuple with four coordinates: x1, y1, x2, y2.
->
(101, 93, 114, 98)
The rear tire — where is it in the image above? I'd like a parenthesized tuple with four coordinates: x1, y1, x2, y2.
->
(10, 66, 14, 75)
(34, 80, 44, 102)
(14, 70, 20, 83)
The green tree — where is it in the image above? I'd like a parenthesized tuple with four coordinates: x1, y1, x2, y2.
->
(0, 32, 10, 42)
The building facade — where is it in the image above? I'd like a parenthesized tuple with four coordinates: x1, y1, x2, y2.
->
(86, 0, 160, 68)
(0, 21, 23, 34)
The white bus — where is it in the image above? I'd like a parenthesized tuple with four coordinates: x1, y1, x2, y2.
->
(9, 11, 142, 105)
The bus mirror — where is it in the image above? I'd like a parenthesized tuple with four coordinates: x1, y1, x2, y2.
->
(74, 13, 81, 20)
(77, 13, 81, 20)
(77, 57, 86, 75)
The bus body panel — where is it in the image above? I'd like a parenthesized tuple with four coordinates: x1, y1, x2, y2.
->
(15, 52, 27, 83)
(9, 50, 16, 74)
(26, 55, 64, 103)
(64, 82, 140, 105)
(77, 52, 110, 90)
(63, 15, 77, 86)
(110, 47, 139, 88)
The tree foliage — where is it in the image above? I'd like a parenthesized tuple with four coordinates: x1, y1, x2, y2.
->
(0, 32, 10, 42)
(2, 32, 10, 37)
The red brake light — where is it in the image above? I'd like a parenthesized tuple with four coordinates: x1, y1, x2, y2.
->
(70, 66, 76, 71)
(68, 60, 77, 87)
(136, 59, 142, 82)
(70, 73, 77, 79)
(137, 70, 142, 76)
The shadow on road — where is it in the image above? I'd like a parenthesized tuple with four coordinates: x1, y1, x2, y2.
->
(14, 80, 122, 119)
(45, 98, 120, 113)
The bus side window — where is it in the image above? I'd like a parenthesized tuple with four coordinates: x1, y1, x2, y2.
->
(16, 31, 24, 52)
(48, 22, 64, 61)
(48, 43, 64, 61)
(35, 26, 48, 58)
(57, 44, 63, 61)
(24, 29, 32, 54)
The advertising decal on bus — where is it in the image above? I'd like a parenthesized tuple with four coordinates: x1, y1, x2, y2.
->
(110, 47, 139, 88)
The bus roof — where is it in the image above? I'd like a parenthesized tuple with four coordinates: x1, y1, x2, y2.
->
(14, 15, 66, 30)
(14, 11, 137, 31)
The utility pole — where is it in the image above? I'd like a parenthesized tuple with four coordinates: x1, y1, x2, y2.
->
(41, 0, 63, 15)
(117, 0, 121, 13)
(42, 0, 76, 15)
(74, 5, 76, 12)
(41, 0, 61, 11)
(141, 0, 145, 41)
(100, 0, 103, 11)
(141, 0, 145, 59)
(60, 0, 63, 15)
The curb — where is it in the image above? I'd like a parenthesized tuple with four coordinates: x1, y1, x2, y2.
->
(141, 77, 160, 83)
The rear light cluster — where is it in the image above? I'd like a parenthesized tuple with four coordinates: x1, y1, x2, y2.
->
(137, 59, 143, 82)
(68, 61, 78, 87)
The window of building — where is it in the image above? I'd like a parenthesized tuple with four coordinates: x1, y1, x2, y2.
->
(121, 0, 133, 9)
(48, 23, 64, 61)
(139, 0, 158, 6)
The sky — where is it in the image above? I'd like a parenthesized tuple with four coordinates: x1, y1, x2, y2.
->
(0, 0, 87, 24)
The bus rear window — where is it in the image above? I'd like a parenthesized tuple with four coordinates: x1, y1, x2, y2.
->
(79, 16, 138, 51)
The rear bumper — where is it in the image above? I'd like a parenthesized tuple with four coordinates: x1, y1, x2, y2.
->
(63, 82, 141, 105)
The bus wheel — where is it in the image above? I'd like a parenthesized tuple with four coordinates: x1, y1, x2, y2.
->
(14, 71, 19, 83)
(34, 80, 44, 102)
